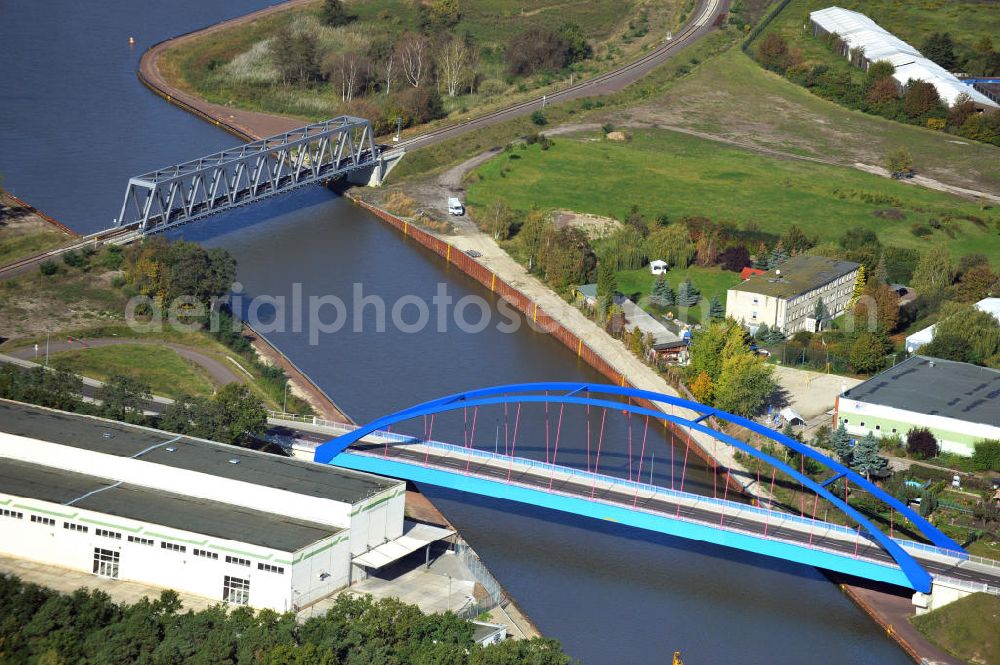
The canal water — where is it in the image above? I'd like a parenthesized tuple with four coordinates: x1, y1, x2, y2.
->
(1, 2, 912, 663)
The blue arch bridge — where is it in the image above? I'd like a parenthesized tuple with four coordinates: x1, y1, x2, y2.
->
(309, 383, 1000, 599)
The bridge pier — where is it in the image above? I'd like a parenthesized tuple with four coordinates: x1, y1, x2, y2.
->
(348, 149, 405, 187)
(912, 577, 990, 614)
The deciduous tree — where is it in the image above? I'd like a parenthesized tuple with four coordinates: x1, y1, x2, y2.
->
(911, 245, 955, 296)
(906, 427, 939, 459)
(645, 224, 694, 270)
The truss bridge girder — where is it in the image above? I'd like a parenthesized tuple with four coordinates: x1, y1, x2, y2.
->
(116, 116, 378, 234)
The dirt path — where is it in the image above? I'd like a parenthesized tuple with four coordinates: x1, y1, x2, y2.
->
(7, 337, 245, 387)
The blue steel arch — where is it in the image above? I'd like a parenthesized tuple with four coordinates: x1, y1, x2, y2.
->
(315, 382, 964, 593)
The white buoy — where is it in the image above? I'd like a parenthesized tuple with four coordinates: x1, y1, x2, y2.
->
(129, 36, 135, 45)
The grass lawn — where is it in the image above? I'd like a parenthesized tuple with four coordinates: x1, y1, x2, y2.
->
(616, 265, 740, 324)
(49, 344, 218, 399)
(465, 129, 1000, 266)
(627, 47, 1000, 195)
(911, 592, 1000, 665)
(966, 537, 1000, 561)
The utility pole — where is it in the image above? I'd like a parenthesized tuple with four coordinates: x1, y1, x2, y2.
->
(394, 117, 402, 142)
(45, 334, 49, 368)
(283, 380, 289, 413)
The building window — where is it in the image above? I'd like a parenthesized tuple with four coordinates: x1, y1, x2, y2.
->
(1, 509, 23, 519)
(225, 555, 251, 567)
(194, 549, 219, 560)
(223, 576, 250, 605)
(751, 311, 758, 320)
(892, 428, 897, 434)
(875, 425, 880, 431)
(95, 528, 122, 540)
(161, 541, 186, 553)
(64, 522, 88, 533)
(257, 563, 285, 574)
(30, 515, 56, 526)
(92, 548, 120, 579)
(127, 535, 153, 546)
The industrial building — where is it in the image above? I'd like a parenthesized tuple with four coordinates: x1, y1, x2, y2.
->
(809, 6, 998, 109)
(905, 297, 1000, 354)
(0, 399, 424, 611)
(836, 356, 1000, 456)
(725, 255, 860, 334)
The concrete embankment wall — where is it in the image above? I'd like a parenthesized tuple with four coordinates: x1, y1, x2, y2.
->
(348, 195, 743, 492)
(1, 190, 79, 238)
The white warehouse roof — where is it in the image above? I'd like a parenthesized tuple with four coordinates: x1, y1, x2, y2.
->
(810, 6, 998, 108)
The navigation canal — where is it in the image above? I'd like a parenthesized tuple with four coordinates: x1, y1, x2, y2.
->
(0, 2, 912, 662)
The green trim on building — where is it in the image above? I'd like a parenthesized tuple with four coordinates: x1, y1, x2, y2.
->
(350, 488, 404, 517)
(839, 413, 981, 454)
(293, 535, 348, 564)
(145, 531, 208, 546)
(207, 543, 273, 559)
(16, 504, 78, 519)
(78, 517, 143, 532)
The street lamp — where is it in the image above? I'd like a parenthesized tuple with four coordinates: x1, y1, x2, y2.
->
(283, 380, 289, 413)
(394, 117, 402, 142)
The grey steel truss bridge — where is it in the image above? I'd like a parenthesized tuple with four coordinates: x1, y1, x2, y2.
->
(116, 116, 378, 234)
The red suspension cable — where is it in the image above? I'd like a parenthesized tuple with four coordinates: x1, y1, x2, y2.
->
(548, 405, 565, 490)
(591, 408, 607, 497)
(464, 407, 478, 475)
(633, 416, 650, 508)
(506, 403, 521, 482)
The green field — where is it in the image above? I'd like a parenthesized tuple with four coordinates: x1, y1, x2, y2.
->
(911, 593, 1000, 665)
(626, 46, 1000, 195)
(162, 0, 659, 125)
(465, 129, 1000, 265)
(49, 344, 219, 399)
(616, 265, 740, 323)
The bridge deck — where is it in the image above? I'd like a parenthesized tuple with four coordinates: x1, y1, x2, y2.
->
(325, 435, 1000, 592)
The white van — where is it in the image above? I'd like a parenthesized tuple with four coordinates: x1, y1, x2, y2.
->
(448, 197, 465, 216)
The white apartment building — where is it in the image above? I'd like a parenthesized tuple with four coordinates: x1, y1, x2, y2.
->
(726, 255, 860, 334)
(0, 399, 409, 611)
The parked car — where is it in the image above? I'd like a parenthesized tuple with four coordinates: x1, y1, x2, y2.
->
(448, 197, 465, 216)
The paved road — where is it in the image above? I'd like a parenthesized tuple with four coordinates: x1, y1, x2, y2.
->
(345, 440, 1000, 591)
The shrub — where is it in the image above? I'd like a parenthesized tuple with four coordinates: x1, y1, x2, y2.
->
(972, 439, 1000, 472)
(39, 260, 58, 276)
(62, 249, 85, 268)
(907, 427, 939, 459)
(531, 110, 548, 126)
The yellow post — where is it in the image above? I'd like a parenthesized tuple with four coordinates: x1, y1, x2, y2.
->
(403, 222, 408, 236)
(490, 273, 495, 293)
(577, 339, 582, 357)
(447, 245, 451, 263)
(533, 303, 538, 322)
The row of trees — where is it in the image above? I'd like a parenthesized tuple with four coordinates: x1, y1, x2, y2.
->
(0, 579, 572, 665)
(0, 363, 268, 443)
(268, 0, 595, 133)
(756, 32, 1000, 146)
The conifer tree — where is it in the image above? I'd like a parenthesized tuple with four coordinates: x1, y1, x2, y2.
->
(649, 275, 675, 307)
(708, 295, 725, 321)
(768, 240, 789, 270)
(851, 432, 887, 479)
(831, 424, 854, 466)
(677, 278, 701, 307)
